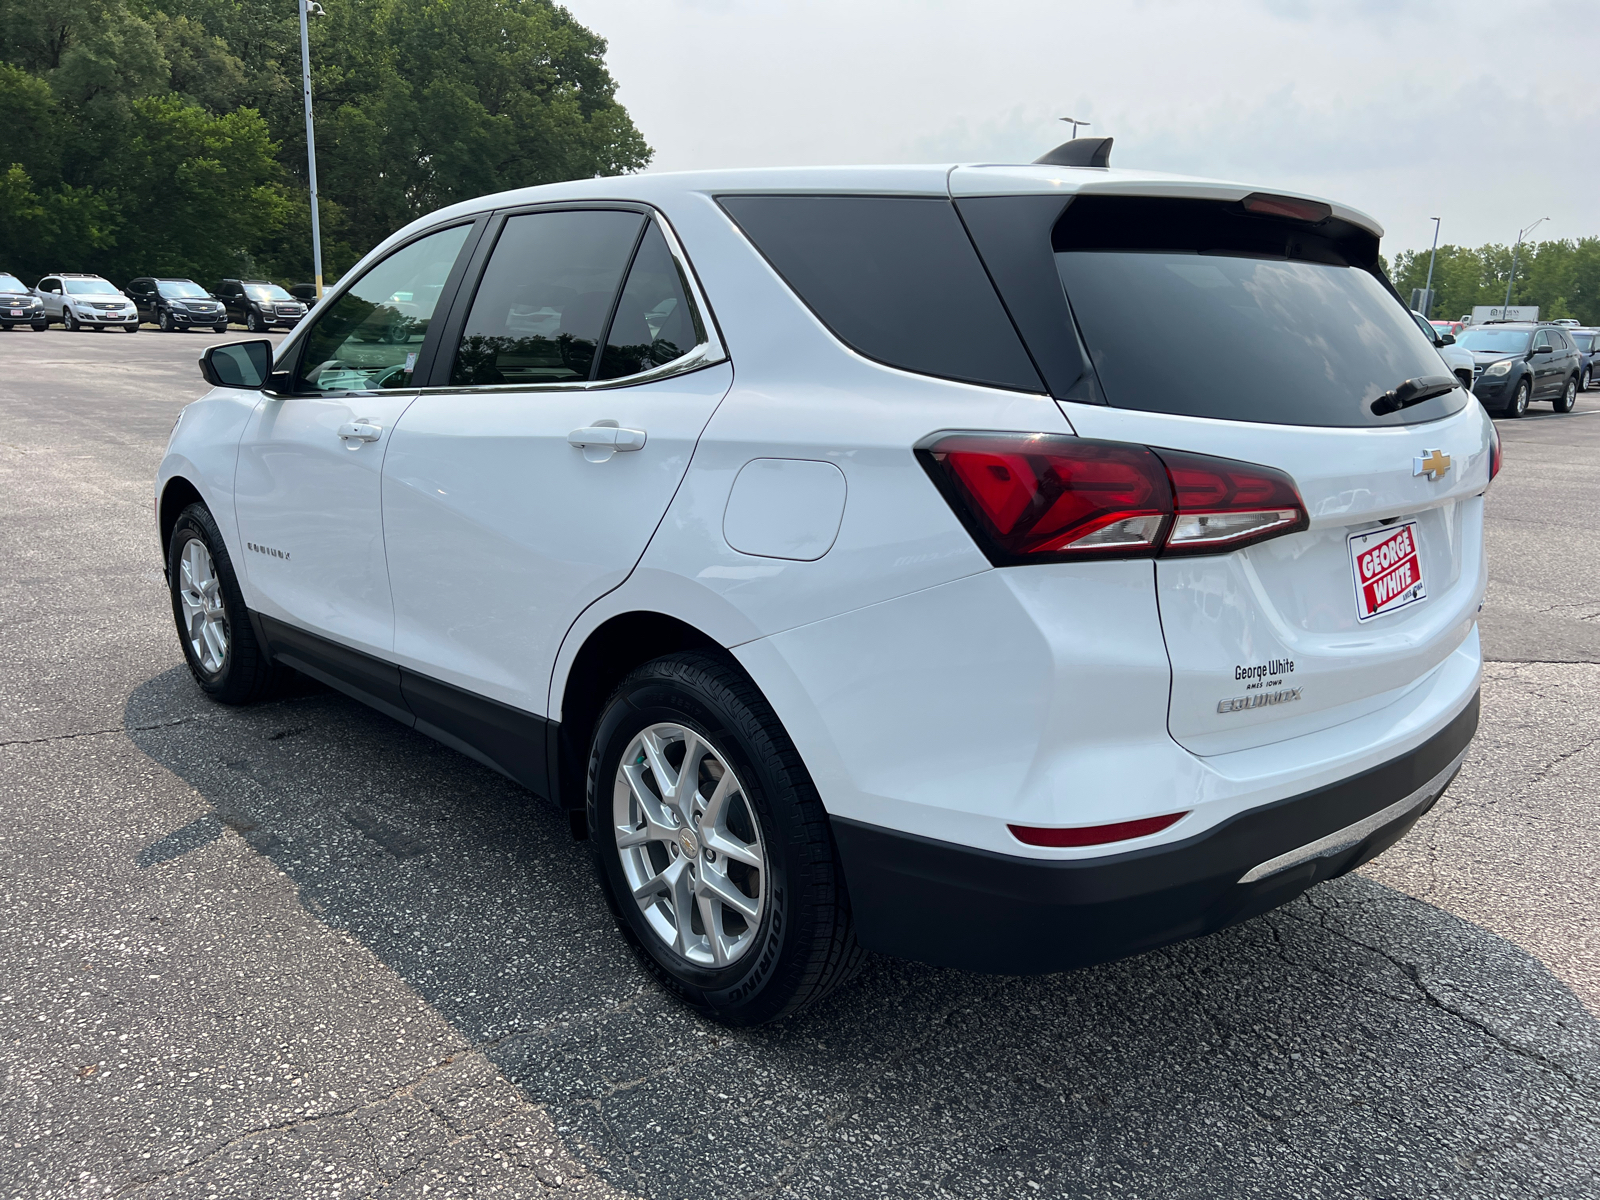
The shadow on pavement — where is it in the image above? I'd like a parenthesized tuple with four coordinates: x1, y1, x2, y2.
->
(125, 669, 1600, 1199)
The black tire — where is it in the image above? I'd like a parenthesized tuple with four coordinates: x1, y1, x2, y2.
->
(64, 311, 79, 332)
(30, 321, 46, 332)
(1505, 378, 1530, 418)
(1555, 375, 1578, 414)
(160, 310, 174, 332)
(166, 502, 280, 704)
(246, 311, 263, 333)
(587, 652, 861, 1025)
(0, 324, 10, 331)
(213, 324, 228, 334)
(125, 323, 138, 333)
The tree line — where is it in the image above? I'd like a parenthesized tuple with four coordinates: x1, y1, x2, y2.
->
(0, 0, 650, 287)
(1387, 238, 1600, 326)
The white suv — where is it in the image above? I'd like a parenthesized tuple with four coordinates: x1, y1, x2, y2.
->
(34, 273, 140, 331)
(157, 159, 1493, 1025)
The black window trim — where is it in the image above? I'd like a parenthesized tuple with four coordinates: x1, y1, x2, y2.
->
(416, 200, 727, 397)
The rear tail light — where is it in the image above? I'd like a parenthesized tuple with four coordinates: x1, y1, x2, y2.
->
(1240, 192, 1333, 224)
(1009, 811, 1189, 848)
(1488, 423, 1502, 483)
(918, 433, 1308, 564)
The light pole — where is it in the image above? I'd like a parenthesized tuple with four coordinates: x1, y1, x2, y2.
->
(1503, 216, 1548, 313)
(1422, 217, 1441, 319)
(1060, 116, 1090, 139)
(298, 0, 326, 299)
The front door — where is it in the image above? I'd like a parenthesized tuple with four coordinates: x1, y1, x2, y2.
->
(382, 208, 731, 726)
(1530, 329, 1559, 398)
(233, 222, 475, 662)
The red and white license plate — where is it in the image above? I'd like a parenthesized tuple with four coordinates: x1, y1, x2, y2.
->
(1349, 520, 1426, 621)
(8, 309, 21, 317)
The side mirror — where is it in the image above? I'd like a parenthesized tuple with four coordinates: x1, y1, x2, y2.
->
(200, 340, 274, 389)
(1532, 344, 1553, 355)
(1440, 333, 1455, 345)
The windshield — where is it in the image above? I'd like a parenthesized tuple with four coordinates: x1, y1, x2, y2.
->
(158, 281, 209, 298)
(246, 284, 294, 303)
(1572, 332, 1594, 352)
(0, 274, 25, 292)
(1056, 251, 1452, 426)
(1457, 328, 1532, 354)
(65, 278, 120, 295)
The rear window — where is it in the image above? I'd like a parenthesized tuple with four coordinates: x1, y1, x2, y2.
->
(718, 194, 1042, 392)
(1044, 197, 1462, 427)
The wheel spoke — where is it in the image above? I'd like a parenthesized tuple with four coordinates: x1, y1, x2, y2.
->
(669, 861, 698, 953)
(638, 729, 678, 802)
(702, 827, 763, 869)
(632, 854, 685, 905)
(622, 764, 679, 841)
(698, 770, 735, 828)
(695, 890, 729, 967)
(697, 866, 760, 922)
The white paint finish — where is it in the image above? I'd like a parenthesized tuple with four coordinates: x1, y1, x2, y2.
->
(156, 389, 264, 577)
(381, 363, 732, 715)
(1065, 399, 1489, 754)
(738, 571, 1481, 860)
(233, 392, 418, 654)
(722, 459, 846, 561)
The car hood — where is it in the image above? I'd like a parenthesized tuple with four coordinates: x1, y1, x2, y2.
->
(1469, 351, 1523, 364)
(0, 292, 33, 302)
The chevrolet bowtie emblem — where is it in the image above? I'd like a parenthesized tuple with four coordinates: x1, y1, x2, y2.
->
(1413, 449, 1452, 481)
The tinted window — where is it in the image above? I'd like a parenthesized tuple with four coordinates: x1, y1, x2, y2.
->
(295, 223, 471, 392)
(159, 280, 209, 298)
(1042, 197, 1458, 427)
(450, 210, 643, 386)
(718, 195, 1042, 392)
(1532, 330, 1552, 350)
(1573, 332, 1594, 351)
(597, 223, 703, 380)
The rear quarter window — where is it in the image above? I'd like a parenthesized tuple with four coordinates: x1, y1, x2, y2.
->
(718, 194, 1042, 393)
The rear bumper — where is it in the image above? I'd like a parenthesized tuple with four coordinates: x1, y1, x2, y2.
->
(832, 691, 1477, 974)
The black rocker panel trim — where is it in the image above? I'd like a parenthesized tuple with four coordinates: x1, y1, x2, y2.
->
(832, 692, 1478, 974)
(255, 613, 553, 801)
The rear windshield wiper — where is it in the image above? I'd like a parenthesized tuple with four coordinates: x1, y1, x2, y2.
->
(1370, 374, 1458, 416)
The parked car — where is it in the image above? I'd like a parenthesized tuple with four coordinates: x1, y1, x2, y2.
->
(1568, 328, 1597, 391)
(1429, 319, 1464, 338)
(1412, 309, 1474, 391)
(215, 279, 309, 331)
(0, 271, 47, 330)
(33, 273, 139, 331)
(160, 160, 1491, 1024)
(1459, 322, 1582, 415)
(288, 283, 319, 303)
(126, 278, 229, 333)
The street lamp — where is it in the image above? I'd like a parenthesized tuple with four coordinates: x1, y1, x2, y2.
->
(1503, 216, 1548, 313)
(298, 0, 326, 299)
(1422, 217, 1441, 319)
(1059, 116, 1090, 139)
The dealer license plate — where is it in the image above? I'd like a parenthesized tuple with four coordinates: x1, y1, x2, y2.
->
(8, 309, 22, 317)
(1349, 520, 1426, 622)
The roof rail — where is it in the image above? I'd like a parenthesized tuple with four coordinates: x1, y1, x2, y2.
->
(1033, 136, 1113, 168)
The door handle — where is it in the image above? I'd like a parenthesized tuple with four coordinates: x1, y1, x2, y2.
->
(338, 421, 382, 443)
(568, 422, 647, 462)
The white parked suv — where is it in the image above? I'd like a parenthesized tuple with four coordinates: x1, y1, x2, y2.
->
(157, 154, 1493, 1024)
(34, 273, 140, 331)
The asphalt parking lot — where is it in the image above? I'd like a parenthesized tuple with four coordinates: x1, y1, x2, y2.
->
(2, 326, 1599, 1200)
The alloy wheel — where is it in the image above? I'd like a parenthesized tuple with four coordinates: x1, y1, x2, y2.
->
(177, 537, 229, 674)
(161, 311, 173, 332)
(612, 722, 767, 968)
(1511, 381, 1529, 417)
(1561, 377, 1578, 413)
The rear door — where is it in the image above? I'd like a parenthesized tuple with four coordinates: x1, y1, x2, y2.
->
(381, 206, 731, 723)
(955, 180, 1490, 756)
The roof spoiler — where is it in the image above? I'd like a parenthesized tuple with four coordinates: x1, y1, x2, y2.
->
(1033, 136, 1113, 168)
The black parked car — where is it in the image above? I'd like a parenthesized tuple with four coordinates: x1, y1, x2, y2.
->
(1569, 328, 1597, 391)
(126, 278, 229, 332)
(1460, 322, 1582, 416)
(0, 271, 48, 330)
(216, 279, 309, 332)
(287, 283, 319, 303)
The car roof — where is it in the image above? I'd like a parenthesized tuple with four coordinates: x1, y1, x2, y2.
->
(407, 163, 1384, 240)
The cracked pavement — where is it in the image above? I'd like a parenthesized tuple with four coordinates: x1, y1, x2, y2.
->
(2, 331, 1599, 1198)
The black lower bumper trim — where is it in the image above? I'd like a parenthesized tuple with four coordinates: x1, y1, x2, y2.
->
(832, 692, 1478, 974)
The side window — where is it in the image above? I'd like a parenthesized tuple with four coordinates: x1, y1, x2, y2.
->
(596, 222, 704, 380)
(41, 279, 59, 294)
(294, 223, 472, 393)
(448, 210, 644, 386)
(718, 194, 1042, 392)
(1532, 330, 1552, 351)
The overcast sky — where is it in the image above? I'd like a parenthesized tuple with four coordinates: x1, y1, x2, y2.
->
(583, 0, 1599, 256)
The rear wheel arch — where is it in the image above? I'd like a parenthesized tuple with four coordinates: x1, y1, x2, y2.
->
(554, 612, 727, 820)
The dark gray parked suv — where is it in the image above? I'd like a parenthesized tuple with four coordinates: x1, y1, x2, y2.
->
(1461, 322, 1582, 416)
(215, 278, 308, 331)
(126, 278, 229, 332)
(0, 271, 47, 330)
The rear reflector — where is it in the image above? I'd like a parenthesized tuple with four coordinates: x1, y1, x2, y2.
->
(1488, 423, 1502, 483)
(1240, 192, 1333, 224)
(1009, 811, 1189, 848)
(918, 433, 1308, 564)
